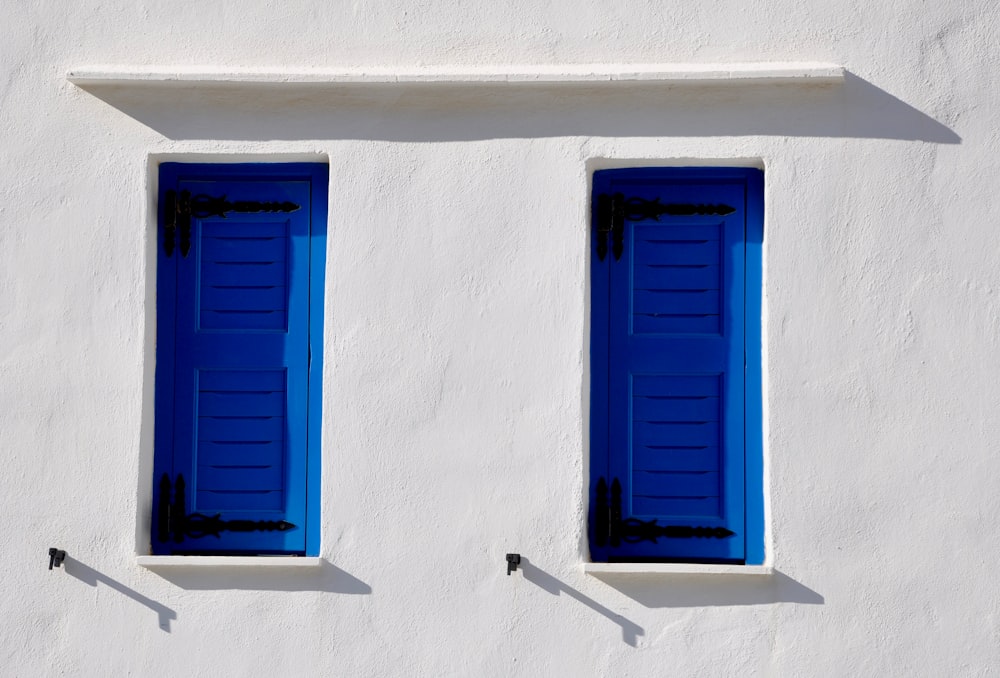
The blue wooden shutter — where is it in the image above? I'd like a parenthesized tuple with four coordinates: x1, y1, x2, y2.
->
(153, 163, 326, 555)
(590, 167, 762, 563)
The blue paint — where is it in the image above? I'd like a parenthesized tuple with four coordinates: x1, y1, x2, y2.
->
(153, 163, 327, 556)
(590, 167, 764, 564)
(743, 169, 765, 566)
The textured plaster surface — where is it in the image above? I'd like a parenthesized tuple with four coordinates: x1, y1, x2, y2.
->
(2, 1, 999, 676)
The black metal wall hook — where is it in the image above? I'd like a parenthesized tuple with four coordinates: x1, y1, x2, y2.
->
(506, 553, 521, 575)
(48, 548, 66, 570)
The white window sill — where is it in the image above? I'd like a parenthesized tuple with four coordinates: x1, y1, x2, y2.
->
(584, 562, 774, 576)
(137, 556, 324, 570)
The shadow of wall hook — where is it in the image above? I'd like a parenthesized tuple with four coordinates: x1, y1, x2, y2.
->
(506, 553, 521, 575)
(48, 548, 66, 571)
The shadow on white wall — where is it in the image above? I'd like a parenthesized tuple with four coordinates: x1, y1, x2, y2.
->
(143, 560, 372, 594)
(520, 559, 645, 646)
(58, 557, 370, 634)
(517, 558, 822, 647)
(73, 73, 959, 144)
(63, 556, 177, 633)
(589, 569, 824, 608)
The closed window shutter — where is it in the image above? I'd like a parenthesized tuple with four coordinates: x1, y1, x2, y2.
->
(590, 168, 760, 563)
(153, 164, 325, 555)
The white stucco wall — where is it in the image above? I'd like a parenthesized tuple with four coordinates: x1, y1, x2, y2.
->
(3, 1, 999, 676)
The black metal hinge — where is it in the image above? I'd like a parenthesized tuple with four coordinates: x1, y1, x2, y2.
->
(594, 476, 735, 546)
(157, 473, 296, 543)
(162, 190, 301, 258)
(594, 193, 737, 262)
(595, 193, 625, 262)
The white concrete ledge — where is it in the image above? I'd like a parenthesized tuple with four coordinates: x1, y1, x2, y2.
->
(137, 556, 324, 570)
(584, 562, 774, 576)
(67, 63, 844, 87)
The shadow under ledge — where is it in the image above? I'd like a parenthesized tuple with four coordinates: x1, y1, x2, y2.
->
(69, 72, 959, 144)
(142, 559, 372, 594)
(587, 568, 824, 608)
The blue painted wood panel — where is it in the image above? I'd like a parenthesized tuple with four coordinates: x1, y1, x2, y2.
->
(590, 167, 763, 564)
(153, 163, 326, 556)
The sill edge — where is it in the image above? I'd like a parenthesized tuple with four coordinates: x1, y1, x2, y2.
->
(138, 555, 324, 570)
(584, 562, 773, 576)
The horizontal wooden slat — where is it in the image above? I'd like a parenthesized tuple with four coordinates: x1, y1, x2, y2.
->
(633, 313, 720, 334)
(632, 394, 719, 421)
(197, 440, 285, 466)
(197, 464, 283, 490)
(633, 239, 721, 266)
(198, 416, 284, 441)
(631, 494, 720, 518)
(200, 309, 287, 330)
(198, 370, 286, 391)
(200, 261, 288, 286)
(201, 221, 290, 238)
(633, 289, 720, 313)
(200, 285, 287, 312)
(632, 444, 721, 472)
(197, 390, 286, 416)
(201, 238, 288, 262)
(195, 489, 283, 512)
(634, 222, 722, 242)
(632, 374, 721, 397)
(633, 421, 720, 447)
(633, 264, 720, 290)
(632, 470, 720, 496)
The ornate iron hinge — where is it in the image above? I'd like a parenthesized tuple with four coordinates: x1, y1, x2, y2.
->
(594, 476, 734, 546)
(594, 193, 737, 262)
(162, 190, 301, 258)
(157, 473, 296, 543)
